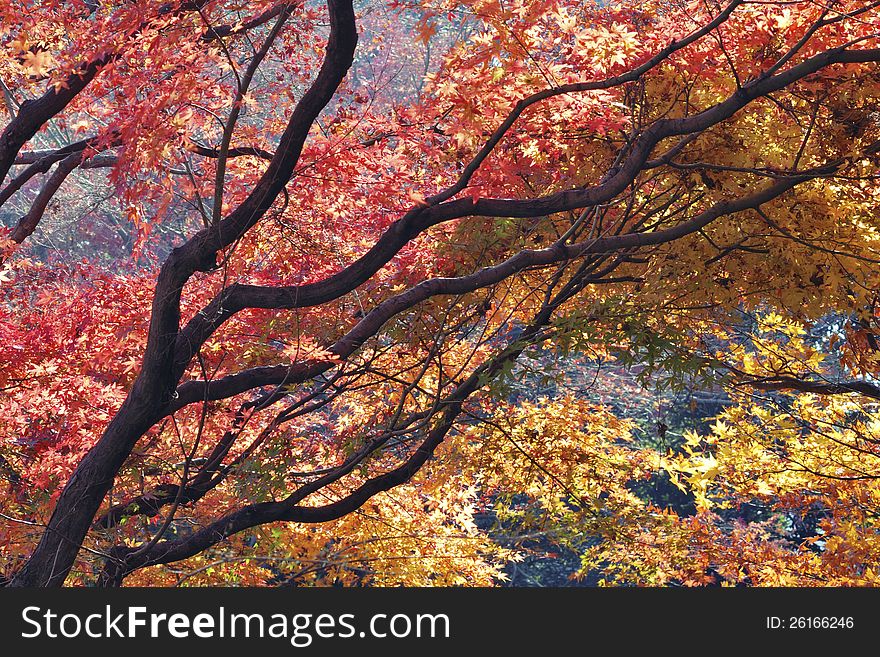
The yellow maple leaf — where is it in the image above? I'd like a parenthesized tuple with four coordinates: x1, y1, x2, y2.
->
(22, 49, 54, 77)
(408, 190, 428, 207)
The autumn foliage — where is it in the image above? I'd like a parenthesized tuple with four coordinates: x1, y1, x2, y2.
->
(2, 0, 880, 587)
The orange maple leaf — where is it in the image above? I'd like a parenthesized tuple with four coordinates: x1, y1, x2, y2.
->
(22, 49, 54, 77)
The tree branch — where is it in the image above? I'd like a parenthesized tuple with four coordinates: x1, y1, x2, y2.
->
(0, 0, 213, 186)
(8, 0, 358, 588)
(175, 37, 877, 370)
(744, 376, 880, 401)
(9, 152, 83, 243)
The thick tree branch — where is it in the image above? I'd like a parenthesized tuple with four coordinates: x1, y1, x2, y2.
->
(168, 171, 811, 413)
(97, 173, 814, 546)
(9, 152, 82, 243)
(8, 0, 358, 588)
(171, 42, 880, 370)
(202, 2, 298, 42)
(99, 297, 559, 585)
(0, 135, 118, 210)
(186, 142, 274, 161)
(0, 1, 212, 187)
(745, 376, 880, 401)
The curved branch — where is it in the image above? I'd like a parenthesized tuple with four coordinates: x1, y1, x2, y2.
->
(187, 142, 274, 161)
(0, 63, 109, 187)
(426, 0, 747, 206)
(8, 0, 358, 588)
(744, 376, 880, 401)
(9, 152, 83, 243)
(99, 298, 556, 585)
(169, 171, 811, 414)
(173, 37, 880, 369)
(202, 2, 298, 42)
(86, 36, 878, 588)
(13, 3, 880, 588)
(0, 1, 212, 186)
(1, 135, 117, 209)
